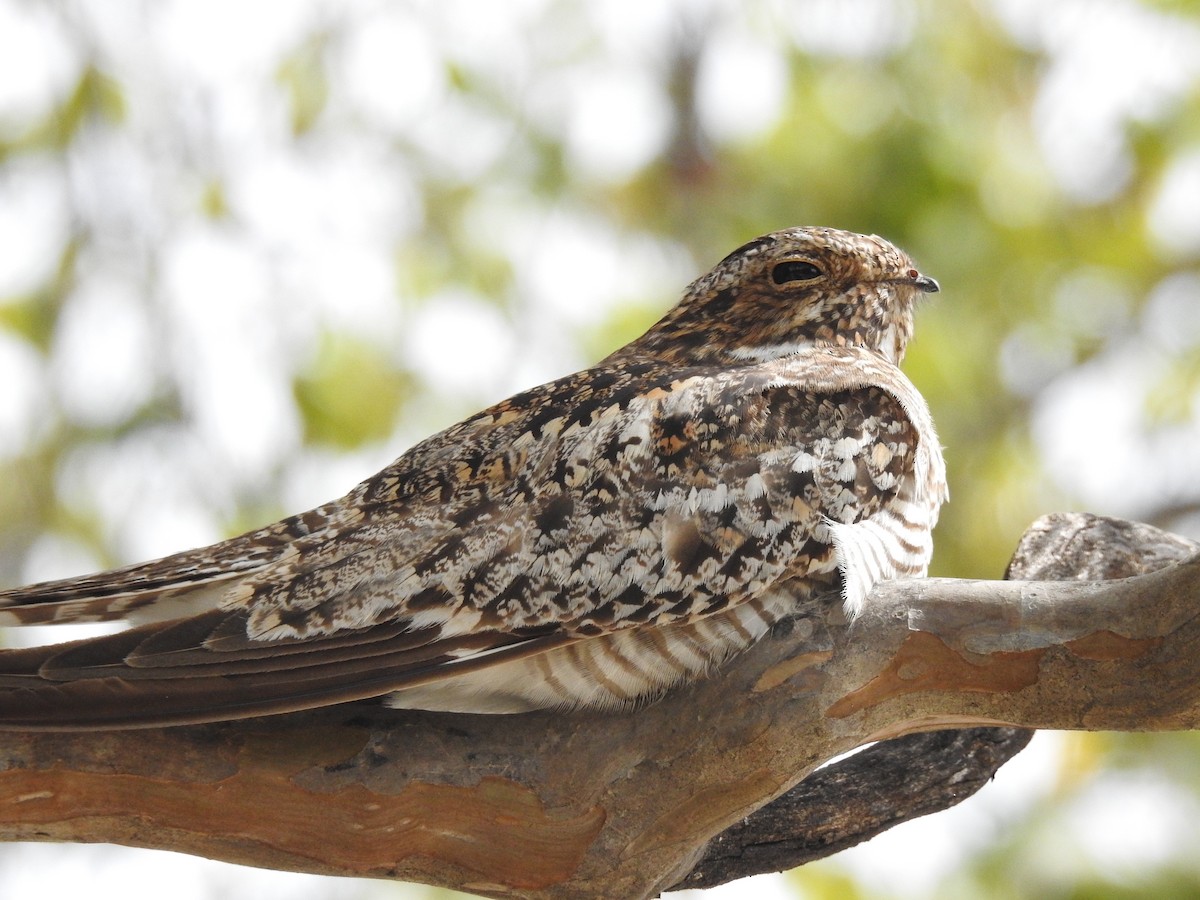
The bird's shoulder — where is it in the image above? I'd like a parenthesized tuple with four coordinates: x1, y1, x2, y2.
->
(356, 344, 932, 507)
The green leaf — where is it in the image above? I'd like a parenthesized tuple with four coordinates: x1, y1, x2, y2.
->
(0, 237, 81, 353)
(198, 179, 230, 220)
(11, 65, 125, 153)
(276, 34, 330, 136)
(293, 334, 412, 449)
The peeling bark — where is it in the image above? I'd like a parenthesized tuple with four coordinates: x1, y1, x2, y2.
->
(674, 726, 1033, 890)
(0, 513, 1197, 899)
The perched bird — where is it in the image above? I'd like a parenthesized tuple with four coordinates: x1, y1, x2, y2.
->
(0, 227, 946, 730)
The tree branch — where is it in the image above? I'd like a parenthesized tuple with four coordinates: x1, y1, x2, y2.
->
(673, 726, 1033, 890)
(0, 513, 1197, 899)
(674, 511, 1196, 890)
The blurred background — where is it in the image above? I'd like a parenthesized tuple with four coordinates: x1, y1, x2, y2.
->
(2, 0, 1200, 897)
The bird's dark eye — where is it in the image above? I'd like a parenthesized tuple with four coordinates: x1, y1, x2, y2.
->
(771, 260, 823, 285)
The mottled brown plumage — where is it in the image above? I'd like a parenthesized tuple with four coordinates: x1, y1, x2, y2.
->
(0, 227, 946, 729)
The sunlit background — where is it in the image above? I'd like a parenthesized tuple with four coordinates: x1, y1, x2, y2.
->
(2, 1, 1200, 897)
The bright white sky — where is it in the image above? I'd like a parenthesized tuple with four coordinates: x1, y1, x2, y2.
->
(1, 1, 1199, 898)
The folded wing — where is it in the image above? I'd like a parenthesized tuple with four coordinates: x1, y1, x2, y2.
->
(0, 349, 931, 729)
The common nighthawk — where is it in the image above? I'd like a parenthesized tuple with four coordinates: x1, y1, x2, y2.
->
(0, 227, 945, 729)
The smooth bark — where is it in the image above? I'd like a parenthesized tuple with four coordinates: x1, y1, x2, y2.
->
(0, 512, 1195, 898)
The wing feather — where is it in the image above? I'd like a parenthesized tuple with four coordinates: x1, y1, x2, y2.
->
(0, 347, 932, 727)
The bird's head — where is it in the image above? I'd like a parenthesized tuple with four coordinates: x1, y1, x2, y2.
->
(625, 227, 939, 367)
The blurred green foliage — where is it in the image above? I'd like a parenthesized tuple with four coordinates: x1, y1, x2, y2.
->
(293, 333, 412, 449)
